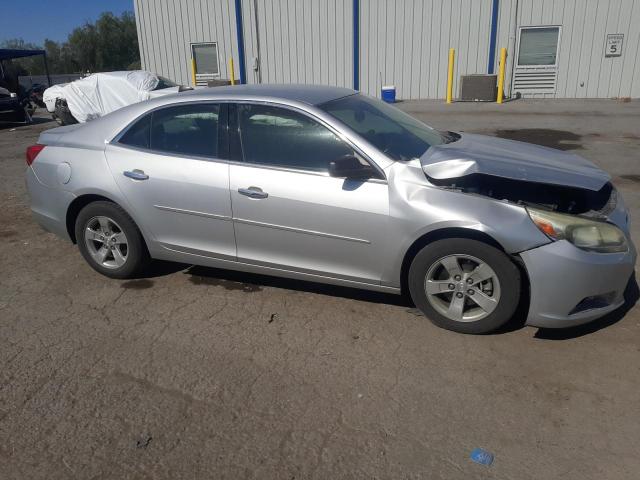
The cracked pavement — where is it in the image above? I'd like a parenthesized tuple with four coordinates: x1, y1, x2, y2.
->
(1, 101, 640, 479)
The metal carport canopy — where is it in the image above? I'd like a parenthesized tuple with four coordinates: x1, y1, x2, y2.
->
(0, 49, 46, 60)
(0, 49, 51, 86)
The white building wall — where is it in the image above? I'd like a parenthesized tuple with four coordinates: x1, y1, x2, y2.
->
(134, 0, 241, 86)
(135, 0, 640, 99)
(495, 0, 640, 98)
(241, 0, 353, 87)
(360, 0, 493, 99)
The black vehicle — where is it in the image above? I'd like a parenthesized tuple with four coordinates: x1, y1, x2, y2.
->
(0, 86, 34, 124)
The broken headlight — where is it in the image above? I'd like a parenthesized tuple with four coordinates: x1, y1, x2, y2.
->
(527, 207, 628, 253)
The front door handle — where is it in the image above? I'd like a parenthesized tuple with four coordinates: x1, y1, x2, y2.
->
(123, 169, 149, 180)
(238, 186, 268, 199)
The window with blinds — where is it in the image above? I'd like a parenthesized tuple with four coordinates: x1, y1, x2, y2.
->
(191, 43, 220, 85)
(513, 26, 561, 95)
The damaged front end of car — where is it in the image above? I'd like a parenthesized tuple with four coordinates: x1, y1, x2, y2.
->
(417, 133, 636, 328)
(427, 172, 617, 218)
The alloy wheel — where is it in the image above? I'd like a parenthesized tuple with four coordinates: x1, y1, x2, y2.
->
(424, 254, 501, 322)
(83, 216, 129, 269)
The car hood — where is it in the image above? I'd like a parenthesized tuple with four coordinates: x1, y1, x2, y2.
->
(420, 133, 610, 191)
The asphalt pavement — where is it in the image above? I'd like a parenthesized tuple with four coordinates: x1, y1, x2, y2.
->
(1, 100, 639, 479)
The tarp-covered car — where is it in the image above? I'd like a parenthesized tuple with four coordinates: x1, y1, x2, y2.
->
(43, 71, 184, 125)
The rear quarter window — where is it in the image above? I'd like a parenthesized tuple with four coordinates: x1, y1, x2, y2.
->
(118, 114, 151, 149)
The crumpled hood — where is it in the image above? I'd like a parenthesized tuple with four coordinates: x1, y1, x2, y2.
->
(420, 133, 610, 191)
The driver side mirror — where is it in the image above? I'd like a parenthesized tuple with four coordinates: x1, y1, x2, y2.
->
(328, 155, 377, 179)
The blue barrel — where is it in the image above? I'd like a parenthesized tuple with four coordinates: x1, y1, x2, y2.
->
(381, 85, 396, 103)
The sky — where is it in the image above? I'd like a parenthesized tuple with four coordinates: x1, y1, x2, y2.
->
(0, 0, 134, 46)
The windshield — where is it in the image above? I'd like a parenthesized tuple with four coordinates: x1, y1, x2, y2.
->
(154, 76, 178, 90)
(319, 94, 445, 161)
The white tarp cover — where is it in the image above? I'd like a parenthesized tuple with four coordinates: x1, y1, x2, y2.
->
(43, 71, 164, 122)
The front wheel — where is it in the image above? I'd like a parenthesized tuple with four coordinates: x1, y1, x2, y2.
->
(75, 201, 150, 279)
(408, 238, 521, 334)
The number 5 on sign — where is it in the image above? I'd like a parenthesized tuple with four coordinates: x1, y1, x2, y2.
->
(605, 34, 624, 57)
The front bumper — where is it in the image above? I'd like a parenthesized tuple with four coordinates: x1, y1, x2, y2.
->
(520, 239, 636, 328)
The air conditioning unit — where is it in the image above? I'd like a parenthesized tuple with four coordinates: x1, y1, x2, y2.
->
(207, 79, 232, 87)
(459, 74, 498, 102)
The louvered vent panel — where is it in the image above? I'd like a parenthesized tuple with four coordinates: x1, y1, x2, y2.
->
(513, 69, 557, 94)
(195, 74, 217, 86)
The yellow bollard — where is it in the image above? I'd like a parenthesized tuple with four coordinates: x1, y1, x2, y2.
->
(497, 47, 507, 104)
(229, 58, 236, 85)
(446, 48, 455, 104)
(191, 58, 197, 86)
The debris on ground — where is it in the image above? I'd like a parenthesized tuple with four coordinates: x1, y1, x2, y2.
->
(470, 447, 494, 466)
(269, 313, 277, 323)
(136, 435, 152, 449)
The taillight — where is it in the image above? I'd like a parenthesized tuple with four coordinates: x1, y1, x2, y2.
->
(26, 144, 45, 166)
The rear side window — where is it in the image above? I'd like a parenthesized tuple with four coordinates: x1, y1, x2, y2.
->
(237, 104, 353, 172)
(150, 104, 219, 157)
(119, 104, 220, 158)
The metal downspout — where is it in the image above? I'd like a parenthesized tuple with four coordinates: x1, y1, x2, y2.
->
(507, 0, 520, 98)
(353, 0, 360, 90)
(487, 0, 500, 74)
(234, 0, 247, 84)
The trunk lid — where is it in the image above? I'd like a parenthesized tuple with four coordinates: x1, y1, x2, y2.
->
(38, 123, 86, 146)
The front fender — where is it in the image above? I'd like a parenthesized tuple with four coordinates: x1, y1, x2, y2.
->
(381, 161, 550, 287)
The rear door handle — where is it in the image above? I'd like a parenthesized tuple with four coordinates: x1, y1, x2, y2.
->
(238, 186, 268, 199)
(123, 169, 149, 180)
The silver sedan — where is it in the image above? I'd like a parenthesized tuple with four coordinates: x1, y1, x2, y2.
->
(25, 85, 636, 334)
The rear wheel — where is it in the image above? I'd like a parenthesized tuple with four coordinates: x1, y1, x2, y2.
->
(408, 238, 520, 334)
(75, 201, 149, 279)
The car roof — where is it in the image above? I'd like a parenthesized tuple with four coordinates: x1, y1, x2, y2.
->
(177, 83, 357, 106)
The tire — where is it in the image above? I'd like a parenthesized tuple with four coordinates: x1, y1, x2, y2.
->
(408, 238, 521, 334)
(54, 99, 78, 126)
(75, 201, 150, 279)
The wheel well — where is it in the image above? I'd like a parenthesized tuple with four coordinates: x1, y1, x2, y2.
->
(66, 194, 114, 243)
(399, 228, 508, 294)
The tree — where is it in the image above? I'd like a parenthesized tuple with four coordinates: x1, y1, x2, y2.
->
(1, 11, 140, 75)
(66, 22, 98, 72)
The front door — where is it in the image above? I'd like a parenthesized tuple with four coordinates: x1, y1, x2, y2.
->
(229, 103, 390, 284)
(105, 103, 236, 259)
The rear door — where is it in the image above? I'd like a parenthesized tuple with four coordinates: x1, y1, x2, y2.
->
(105, 102, 236, 259)
(228, 102, 390, 284)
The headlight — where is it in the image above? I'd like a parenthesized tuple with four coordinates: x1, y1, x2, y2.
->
(527, 207, 628, 253)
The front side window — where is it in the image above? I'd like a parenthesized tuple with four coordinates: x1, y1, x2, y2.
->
(154, 76, 178, 90)
(319, 94, 445, 161)
(119, 104, 220, 158)
(518, 27, 560, 66)
(237, 104, 354, 172)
